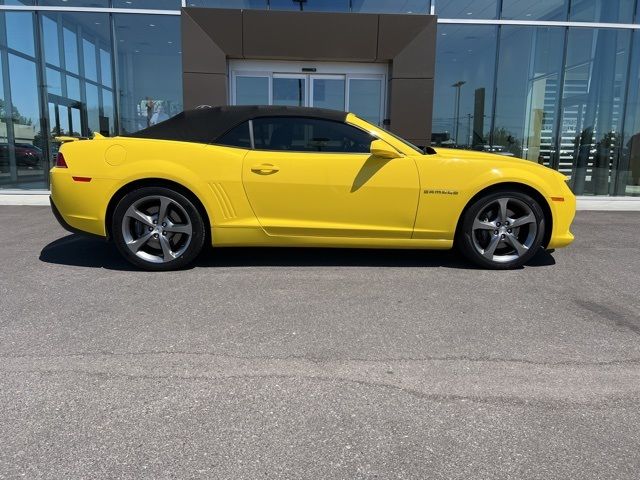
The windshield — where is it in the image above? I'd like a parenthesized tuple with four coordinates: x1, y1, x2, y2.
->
(352, 115, 425, 155)
(378, 127, 424, 155)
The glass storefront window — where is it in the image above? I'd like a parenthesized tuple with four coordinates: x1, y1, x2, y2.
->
(66, 75, 80, 100)
(269, 0, 349, 11)
(0, 11, 46, 190)
(37, 1, 109, 6)
(559, 27, 631, 195)
(569, 0, 636, 23)
(235, 76, 269, 105)
(351, 0, 429, 13)
(42, 15, 60, 67)
(436, 0, 498, 19)
(7, 53, 46, 189)
(99, 48, 111, 87)
(114, 14, 183, 134)
(431, 25, 497, 149)
(62, 26, 79, 74)
(82, 38, 97, 82)
(6, 12, 35, 57)
(45, 67, 62, 96)
(620, 31, 640, 196)
(493, 27, 564, 164)
(185, 0, 267, 7)
(501, 0, 568, 21)
(112, 0, 181, 9)
(37, 10, 115, 178)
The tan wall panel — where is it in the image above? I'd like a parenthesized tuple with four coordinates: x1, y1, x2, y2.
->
(183, 73, 228, 110)
(181, 8, 436, 142)
(181, 10, 226, 74)
(388, 78, 434, 145)
(242, 11, 379, 61)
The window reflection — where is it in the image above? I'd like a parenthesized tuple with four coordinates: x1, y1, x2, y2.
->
(38, 10, 115, 175)
(560, 28, 630, 195)
(7, 53, 45, 188)
(0, 12, 46, 190)
(431, 25, 497, 150)
(63, 27, 79, 74)
(569, 0, 636, 23)
(112, 0, 181, 9)
(501, 0, 568, 21)
(351, 0, 429, 13)
(6, 12, 35, 57)
(38, 1, 109, 6)
(185, 0, 267, 7)
(620, 31, 640, 196)
(114, 14, 183, 133)
(493, 27, 564, 164)
(269, 0, 349, 11)
(42, 15, 60, 67)
(436, 0, 498, 19)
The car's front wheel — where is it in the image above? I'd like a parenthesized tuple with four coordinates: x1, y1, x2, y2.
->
(457, 190, 546, 269)
(112, 186, 206, 271)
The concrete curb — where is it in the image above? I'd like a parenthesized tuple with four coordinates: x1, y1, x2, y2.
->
(0, 194, 639, 210)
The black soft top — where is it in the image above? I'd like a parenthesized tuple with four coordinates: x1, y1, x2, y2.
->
(125, 105, 349, 144)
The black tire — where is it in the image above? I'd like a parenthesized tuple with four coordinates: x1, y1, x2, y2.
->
(456, 189, 546, 270)
(112, 186, 206, 271)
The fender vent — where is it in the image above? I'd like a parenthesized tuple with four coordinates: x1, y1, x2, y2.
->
(209, 183, 237, 219)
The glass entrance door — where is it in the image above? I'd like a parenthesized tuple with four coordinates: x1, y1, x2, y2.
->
(272, 74, 307, 106)
(310, 75, 345, 111)
(230, 61, 387, 126)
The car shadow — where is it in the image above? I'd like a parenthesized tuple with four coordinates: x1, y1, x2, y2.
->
(39, 234, 556, 271)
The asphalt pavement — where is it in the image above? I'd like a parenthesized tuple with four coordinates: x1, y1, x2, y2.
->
(0, 206, 639, 479)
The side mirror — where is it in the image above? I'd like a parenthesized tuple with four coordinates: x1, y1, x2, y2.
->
(370, 139, 401, 159)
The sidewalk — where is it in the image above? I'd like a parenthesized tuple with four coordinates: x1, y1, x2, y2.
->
(1, 193, 638, 211)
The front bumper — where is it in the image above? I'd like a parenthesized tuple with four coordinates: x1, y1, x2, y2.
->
(546, 186, 576, 249)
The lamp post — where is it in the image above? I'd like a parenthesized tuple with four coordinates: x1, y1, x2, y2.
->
(451, 80, 466, 146)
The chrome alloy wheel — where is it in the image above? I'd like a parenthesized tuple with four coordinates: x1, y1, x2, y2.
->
(121, 195, 193, 264)
(471, 197, 538, 264)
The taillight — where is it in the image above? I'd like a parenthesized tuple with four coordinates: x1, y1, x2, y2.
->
(55, 152, 68, 168)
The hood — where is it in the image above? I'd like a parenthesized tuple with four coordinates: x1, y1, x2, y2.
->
(432, 147, 567, 181)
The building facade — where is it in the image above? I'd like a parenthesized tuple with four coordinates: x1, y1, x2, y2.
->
(0, 0, 639, 196)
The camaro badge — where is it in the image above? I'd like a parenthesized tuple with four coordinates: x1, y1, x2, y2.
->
(424, 189, 459, 195)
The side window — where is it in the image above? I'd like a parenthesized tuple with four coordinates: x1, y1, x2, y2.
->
(252, 117, 374, 153)
(215, 121, 251, 149)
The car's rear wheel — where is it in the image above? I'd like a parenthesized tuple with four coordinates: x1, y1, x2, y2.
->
(457, 190, 546, 269)
(112, 186, 206, 271)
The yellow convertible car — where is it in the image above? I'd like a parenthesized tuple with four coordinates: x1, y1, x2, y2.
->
(50, 105, 575, 271)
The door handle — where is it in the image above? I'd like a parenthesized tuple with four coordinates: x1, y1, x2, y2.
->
(251, 164, 279, 175)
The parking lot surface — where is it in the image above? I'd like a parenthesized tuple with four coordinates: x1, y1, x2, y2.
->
(1, 206, 639, 479)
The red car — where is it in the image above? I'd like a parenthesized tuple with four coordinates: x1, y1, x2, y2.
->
(0, 143, 43, 172)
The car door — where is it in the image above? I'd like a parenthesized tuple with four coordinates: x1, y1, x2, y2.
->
(242, 116, 420, 238)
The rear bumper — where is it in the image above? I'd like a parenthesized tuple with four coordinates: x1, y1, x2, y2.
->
(50, 195, 76, 234)
(49, 168, 111, 237)
(50, 196, 106, 239)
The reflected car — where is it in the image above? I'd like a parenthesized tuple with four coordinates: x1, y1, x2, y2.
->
(481, 145, 515, 157)
(0, 143, 43, 171)
(50, 106, 575, 271)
